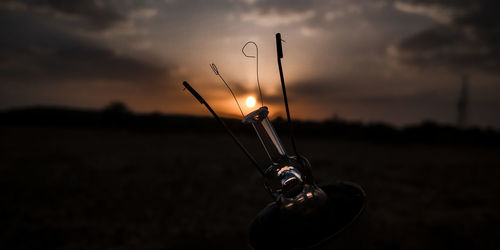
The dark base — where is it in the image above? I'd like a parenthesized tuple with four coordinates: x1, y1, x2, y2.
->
(249, 181, 366, 249)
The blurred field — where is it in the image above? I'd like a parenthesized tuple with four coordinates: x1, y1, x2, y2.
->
(1, 127, 500, 249)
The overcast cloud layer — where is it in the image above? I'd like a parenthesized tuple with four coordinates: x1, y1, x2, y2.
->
(1, 0, 499, 128)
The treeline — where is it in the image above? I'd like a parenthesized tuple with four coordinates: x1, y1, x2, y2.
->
(1, 104, 499, 146)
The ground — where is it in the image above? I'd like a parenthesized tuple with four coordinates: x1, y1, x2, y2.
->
(1, 127, 499, 249)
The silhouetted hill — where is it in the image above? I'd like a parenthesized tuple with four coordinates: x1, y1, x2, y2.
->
(1, 106, 499, 146)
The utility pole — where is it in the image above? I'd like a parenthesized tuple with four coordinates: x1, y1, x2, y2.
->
(457, 75, 468, 129)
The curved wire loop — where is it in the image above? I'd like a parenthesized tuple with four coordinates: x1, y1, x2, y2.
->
(242, 41, 264, 107)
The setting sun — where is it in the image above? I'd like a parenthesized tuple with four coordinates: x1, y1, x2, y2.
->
(246, 96, 256, 108)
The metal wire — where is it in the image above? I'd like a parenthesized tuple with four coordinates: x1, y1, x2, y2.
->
(182, 81, 268, 181)
(276, 33, 299, 158)
(210, 63, 244, 117)
(210, 62, 273, 162)
(242, 41, 264, 107)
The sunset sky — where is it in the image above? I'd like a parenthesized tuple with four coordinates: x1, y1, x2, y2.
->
(1, 0, 499, 127)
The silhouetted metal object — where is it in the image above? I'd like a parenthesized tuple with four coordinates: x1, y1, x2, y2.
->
(276, 33, 299, 158)
(182, 33, 366, 249)
(182, 81, 266, 178)
(250, 182, 366, 249)
(457, 75, 468, 129)
(209, 61, 273, 161)
(242, 106, 326, 211)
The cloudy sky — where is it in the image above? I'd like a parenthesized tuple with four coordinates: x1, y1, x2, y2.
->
(1, 0, 499, 128)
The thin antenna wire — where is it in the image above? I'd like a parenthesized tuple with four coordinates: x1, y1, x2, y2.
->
(276, 33, 299, 157)
(182, 81, 266, 177)
(210, 63, 273, 162)
(242, 41, 264, 107)
(210, 63, 244, 117)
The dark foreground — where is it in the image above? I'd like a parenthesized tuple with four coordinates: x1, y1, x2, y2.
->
(1, 128, 499, 249)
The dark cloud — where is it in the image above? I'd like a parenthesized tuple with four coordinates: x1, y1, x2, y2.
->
(242, 0, 395, 28)
(393, 0, 500, 73)
(248, 0, 316, 14)
(0, 0, 125, 30)
(0, 43, 168, 85)
(0, 10, 168, 86)
(246, 0, 375, 14)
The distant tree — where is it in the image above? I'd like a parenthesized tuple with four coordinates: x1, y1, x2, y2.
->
(103, 101, 131, 114)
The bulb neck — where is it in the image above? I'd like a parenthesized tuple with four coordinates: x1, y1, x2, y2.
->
(243, 106, 287, 161)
